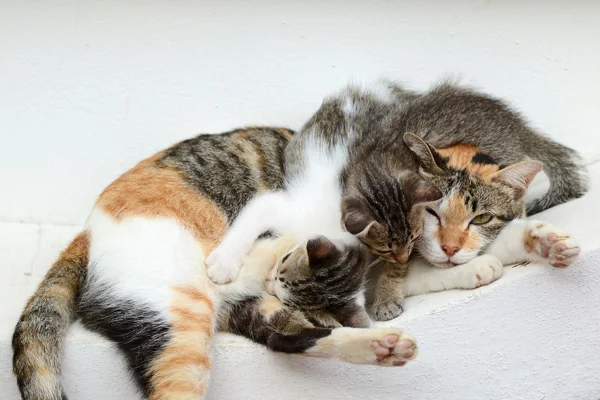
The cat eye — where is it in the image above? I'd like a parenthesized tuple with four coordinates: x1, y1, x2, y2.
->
(281, 253, 291, 264)
(470, 213, 494, 225)
(426, 207, 440, 222)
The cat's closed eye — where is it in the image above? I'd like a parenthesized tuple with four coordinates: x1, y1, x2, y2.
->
(426, 207, 440, 222)
(281, 253, 292, 264)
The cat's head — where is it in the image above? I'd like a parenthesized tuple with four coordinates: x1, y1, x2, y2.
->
(341, 167, 442, 264)
(404, 133, 543, 268)
(266, 235, 368, 310)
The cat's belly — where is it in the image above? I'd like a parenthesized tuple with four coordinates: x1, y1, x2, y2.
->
(85, 208, 218, 314)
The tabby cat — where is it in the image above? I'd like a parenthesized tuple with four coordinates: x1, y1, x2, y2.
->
(12, 127, 418, 400)
(367, 82, 586, 320)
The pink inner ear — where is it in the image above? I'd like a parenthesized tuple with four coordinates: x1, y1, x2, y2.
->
(490, 160, 543, 198)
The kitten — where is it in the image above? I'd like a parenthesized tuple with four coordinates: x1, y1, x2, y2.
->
(372, 134, 581, 320)
(206, 87, 441, 284)
(13, 127, 417, 400)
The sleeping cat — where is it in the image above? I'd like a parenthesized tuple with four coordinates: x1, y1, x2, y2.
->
(372, 136, 581, 319)
(368, 81, 586, 320)
(13, 127, 418, 400)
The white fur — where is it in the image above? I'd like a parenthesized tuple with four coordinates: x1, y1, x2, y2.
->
(404, 254, 503, 296)
(370, 80, 397, 104)
(342, 96, 356, 116)
(207, 138, 357, 283)
(406, 218, 580, 297)
(86, 208, 214, 317)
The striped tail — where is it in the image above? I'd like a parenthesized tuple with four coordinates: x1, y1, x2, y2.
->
(524, 132, 588, 215)
(12, 232, 89, 400)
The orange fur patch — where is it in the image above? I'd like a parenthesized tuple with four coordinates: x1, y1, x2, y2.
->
(60, 232, 89, 266)
(96, 153, 228, 254)
(437, 195, 469, 248)
(149, 285, 216, 399)
(437, 144, 500, 179)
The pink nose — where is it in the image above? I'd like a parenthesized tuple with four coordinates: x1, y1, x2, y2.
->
(442, 244, 460, 257)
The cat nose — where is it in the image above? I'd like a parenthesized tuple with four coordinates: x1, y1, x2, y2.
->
(393, 253, 409, 264)
(441, 244, 460, 257)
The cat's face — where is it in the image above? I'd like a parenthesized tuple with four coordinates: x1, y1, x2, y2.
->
(341, 171, 442, 264)
(404, 133, 543, 268)
(266, 236, 367, 310)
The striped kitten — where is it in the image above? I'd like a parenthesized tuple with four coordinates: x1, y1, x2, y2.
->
(12, 127, 418, 400)
(372, 134, 582, 321)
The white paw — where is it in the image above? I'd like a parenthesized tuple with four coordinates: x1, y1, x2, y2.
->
(205, 247, 243, 284)
(525, 222, 580, 268)
(368, 329, 418, 367)
(456, 254, 503, 289)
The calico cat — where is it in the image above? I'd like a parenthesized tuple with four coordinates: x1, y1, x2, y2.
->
(369, 80, 586, 320)
(373, 138, 582, 319)
(12, 127, 418, 400)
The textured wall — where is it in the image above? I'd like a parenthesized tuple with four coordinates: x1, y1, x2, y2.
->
(1, 0, 599, 225)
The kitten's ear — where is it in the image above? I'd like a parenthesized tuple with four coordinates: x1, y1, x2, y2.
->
(403, 133, 445, 174)
(402, 172, 443, 207)
(489, 160, 543, 199)
(305, 235, 338, 264)
(342, 197, 385, 239)
(342, 198, 373, 234)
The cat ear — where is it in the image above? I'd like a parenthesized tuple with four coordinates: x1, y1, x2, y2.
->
(403, 133, 445, 174)
(402, 172, 443, 207)
(489, 160, 543, 199)
(342, 198, 374, 235)
(341, 197, 385, 239)
(305, 235, 338, 264)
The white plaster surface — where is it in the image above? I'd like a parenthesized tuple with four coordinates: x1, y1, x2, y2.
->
(2, 1, 600, 399)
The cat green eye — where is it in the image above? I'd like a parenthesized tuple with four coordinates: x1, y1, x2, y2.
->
(470, 213, 494, 225)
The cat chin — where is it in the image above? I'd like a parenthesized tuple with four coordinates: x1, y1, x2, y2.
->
(430, 260, 458, 269)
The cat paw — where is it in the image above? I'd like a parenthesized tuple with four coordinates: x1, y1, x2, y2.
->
(368, 329, 418, 367)
(457, 254, 503, 289)
(525, 222, 580, 268)
(205, 247, 243, 284)
(320, 327, 417, 367)
(372, 298, 404, 321)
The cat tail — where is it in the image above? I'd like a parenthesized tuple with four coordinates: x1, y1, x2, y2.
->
(523, 132, 588, 215)
(12, 232, 89, 400)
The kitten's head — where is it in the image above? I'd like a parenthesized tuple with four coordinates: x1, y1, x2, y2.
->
(404, 133, 543, 268)
(267, 236, 368, 311)
(341, 167, 442, 264)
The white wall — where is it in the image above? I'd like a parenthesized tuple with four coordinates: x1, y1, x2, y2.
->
(1, 0, 599, 226)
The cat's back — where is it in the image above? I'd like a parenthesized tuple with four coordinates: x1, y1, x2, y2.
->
(389, 82, 530, 149)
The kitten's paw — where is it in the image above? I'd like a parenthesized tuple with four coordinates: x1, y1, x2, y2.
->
(329, 328, 417, 366)
(525, 222, 580, 268)
(205, 247, 243, 284)
(457, 254, 503, 289)
(372, 298, 404, 321)
(368, 329, 418, 367)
